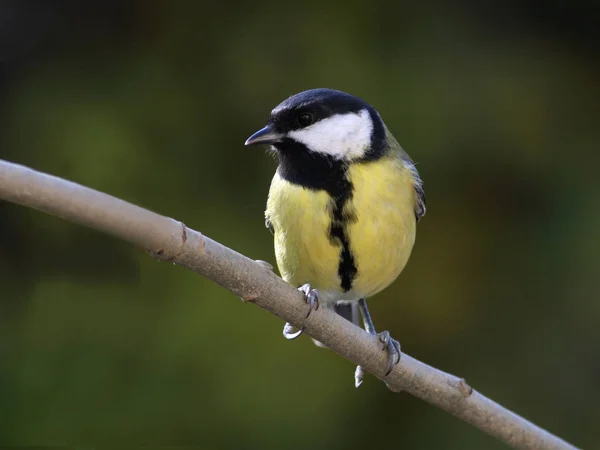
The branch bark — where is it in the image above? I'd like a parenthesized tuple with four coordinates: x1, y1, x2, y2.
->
(0, 158, 578, 450)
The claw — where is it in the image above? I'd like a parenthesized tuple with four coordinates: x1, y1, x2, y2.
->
(355, 365, 365, 388)
(298, 283, 320, 318)
(283, 322, 304, 339)
(354, 332, 400, 386)
(282, 284, 320, 340)
(378, 331, 401, 376)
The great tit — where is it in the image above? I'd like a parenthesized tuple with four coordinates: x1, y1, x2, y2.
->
(245, 88, 425, 387)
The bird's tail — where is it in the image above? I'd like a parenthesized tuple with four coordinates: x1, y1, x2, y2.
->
(333, 301, 359, 324)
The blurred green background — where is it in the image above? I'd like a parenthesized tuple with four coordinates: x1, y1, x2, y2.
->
(0, 1, 598, 448)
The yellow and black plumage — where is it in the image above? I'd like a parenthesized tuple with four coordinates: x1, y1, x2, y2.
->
(246, 89, 425, 387)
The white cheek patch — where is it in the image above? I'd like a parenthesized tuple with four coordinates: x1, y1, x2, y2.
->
(288, 109, 373, 160)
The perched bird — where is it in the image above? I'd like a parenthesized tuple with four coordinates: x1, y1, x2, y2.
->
(245, 89, 425, 387)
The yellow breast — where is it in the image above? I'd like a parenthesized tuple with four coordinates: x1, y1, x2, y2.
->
(266, 157, 417, 303)
(345, 158, 417, 299)
(266, 173, 342, 296)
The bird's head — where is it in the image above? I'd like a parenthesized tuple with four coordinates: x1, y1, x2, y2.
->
(245, 88, 386, 162)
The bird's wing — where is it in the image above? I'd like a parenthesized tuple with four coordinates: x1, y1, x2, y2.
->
(409, 163, 426, 221)
(386, 128, 426, 221)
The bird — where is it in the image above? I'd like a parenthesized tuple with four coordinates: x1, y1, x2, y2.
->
(245, 88, 425, 387)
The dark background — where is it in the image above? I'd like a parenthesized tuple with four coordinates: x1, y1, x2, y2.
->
(0, 1, 598, 448)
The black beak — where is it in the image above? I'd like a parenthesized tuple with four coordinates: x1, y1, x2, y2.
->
(245, 125, 282, 146)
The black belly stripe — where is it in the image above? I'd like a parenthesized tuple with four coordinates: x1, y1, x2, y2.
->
(275, 138, 358, 292)
(329, 189, 357, 292)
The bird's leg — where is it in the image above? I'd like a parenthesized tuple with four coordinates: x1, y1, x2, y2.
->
(298, 283, 320, 318)
(335, 301, 365, 387)
(282, 283, 320, 340)
(355, 298, 401, 387)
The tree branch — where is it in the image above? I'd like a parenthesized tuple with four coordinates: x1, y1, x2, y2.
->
(0, 158, 578, 450)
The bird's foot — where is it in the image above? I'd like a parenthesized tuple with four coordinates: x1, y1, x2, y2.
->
(378, 331, 401, 375)
(282, 322, 303, 340)
(354, 333, 400, 387)
(298, 283, 320, 318)
(282, 284, 320, 340)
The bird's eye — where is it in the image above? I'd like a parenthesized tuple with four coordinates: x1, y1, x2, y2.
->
(297, 113, 314, 127)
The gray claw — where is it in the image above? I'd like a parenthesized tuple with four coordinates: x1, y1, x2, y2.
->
(298, 283, 320, 318)
(355, 365, 365, 388)
(282, 284, 320, 340)
(378, 331, 401, 376)
(283, 322, 304, 340)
